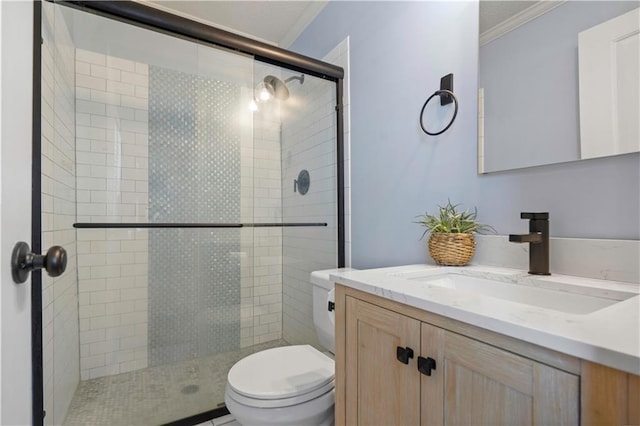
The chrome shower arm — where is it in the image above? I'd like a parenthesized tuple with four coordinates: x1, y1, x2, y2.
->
(284, 74, 305, 84)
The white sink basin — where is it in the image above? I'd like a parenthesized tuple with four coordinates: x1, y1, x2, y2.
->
(397, 271, 635, 315)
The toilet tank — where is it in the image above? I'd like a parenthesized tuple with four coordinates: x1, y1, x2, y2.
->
(310, 268, 356, 354)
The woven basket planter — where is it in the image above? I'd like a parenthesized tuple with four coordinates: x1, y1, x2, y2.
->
(428, 233, 476, 266)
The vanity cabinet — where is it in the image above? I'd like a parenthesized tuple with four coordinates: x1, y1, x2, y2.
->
(335, 284, 640, 425)
(420, 322, 578, 425)
(339, 293, 578, 425)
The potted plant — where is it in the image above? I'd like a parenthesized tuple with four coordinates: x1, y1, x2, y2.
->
(416, 200, 495, 266)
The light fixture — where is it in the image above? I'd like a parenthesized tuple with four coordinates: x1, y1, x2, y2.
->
(255, 81, 273, 102)
(249, 99, 258, 112)
(253, 74, 305, 104)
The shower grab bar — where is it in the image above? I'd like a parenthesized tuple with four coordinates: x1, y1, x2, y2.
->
(73, 222, 328, 229)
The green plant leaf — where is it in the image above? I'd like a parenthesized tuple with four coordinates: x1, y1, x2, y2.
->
(413, 199, 496, 239)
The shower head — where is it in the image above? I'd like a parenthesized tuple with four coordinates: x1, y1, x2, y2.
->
(261, 74, 305, 101)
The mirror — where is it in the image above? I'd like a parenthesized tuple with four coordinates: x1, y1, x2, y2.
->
(478, 1, 639, 174)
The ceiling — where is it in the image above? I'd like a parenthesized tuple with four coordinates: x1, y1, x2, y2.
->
(143, 0, 328, 47)
(479, 1, 539, 34)
(143, 1, 540, 47)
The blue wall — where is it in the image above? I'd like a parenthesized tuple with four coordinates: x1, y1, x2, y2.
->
(291, 1, 640, 269)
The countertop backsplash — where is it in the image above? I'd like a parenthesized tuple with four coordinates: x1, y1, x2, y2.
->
(472, 235, 640, 284)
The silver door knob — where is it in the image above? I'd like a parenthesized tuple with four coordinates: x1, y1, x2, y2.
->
(11, 241, 67, 284)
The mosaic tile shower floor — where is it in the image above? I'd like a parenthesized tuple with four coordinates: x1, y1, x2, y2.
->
(63, 340, 286, 426)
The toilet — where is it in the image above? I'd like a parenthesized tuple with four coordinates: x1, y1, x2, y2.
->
(224, 268, 355, 426)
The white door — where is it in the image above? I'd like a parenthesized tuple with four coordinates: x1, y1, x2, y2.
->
(1, 1, 35, 424)
(579, 8, 640, 159)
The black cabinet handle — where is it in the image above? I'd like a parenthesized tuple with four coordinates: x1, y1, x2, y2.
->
(418, 356, 437, 376)
(396, 346, 414, 364)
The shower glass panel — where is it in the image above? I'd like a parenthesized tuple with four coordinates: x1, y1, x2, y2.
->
(278, 67, 339, 346)
(248, 63, 339, 348)
(42, 2, 339, 425)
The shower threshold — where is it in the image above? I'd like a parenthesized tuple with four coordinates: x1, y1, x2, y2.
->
(63, 340, 286, 426)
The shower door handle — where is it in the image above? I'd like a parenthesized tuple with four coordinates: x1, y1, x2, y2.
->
(11, 241, 67, 284)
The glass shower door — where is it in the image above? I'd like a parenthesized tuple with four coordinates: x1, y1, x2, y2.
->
(41, 3, 80, 424)
(41, 2, 341, 424)
(42, 3, 264, 424)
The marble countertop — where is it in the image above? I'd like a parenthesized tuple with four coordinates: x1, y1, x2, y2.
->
(330, 264, 640, 375)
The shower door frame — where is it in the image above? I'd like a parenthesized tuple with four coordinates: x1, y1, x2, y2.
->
(31, 1, 346, 424)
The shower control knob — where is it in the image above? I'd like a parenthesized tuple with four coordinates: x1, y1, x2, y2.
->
(11, 241, 67, 284)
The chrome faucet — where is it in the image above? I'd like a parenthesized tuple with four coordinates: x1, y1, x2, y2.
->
(509, 212, 550, 275)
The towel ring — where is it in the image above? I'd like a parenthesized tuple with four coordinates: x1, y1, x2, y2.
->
(419, 89, 459, 136)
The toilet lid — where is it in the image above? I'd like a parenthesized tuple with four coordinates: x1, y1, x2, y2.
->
(227, 345, 334, 400)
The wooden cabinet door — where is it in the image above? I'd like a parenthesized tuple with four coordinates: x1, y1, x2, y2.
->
(581, 361, 640, 425)
(421, 323, 579, 426)
(345, 296, 421, 426)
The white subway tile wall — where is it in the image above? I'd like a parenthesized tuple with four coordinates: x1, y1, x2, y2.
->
(280, 39, 350, 346)
(241, 64, 285, 347)
(41, 3, 80, 424)
(75, 49, 150, 380)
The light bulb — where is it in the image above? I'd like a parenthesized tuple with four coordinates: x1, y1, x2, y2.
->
(255, 81, 274, 103)
(259, 87, 271, 101)
(249, 99, 258, 111)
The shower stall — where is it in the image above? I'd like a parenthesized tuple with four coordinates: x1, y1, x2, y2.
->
(38, 2, 343, 424)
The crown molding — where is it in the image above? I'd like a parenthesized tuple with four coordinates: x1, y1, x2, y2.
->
(480, 1, 567, 46)
(280, 1, 328, 48)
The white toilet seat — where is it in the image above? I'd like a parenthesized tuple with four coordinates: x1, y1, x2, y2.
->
(225, 345, 335, 426)
(226, 345, 335, 408)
